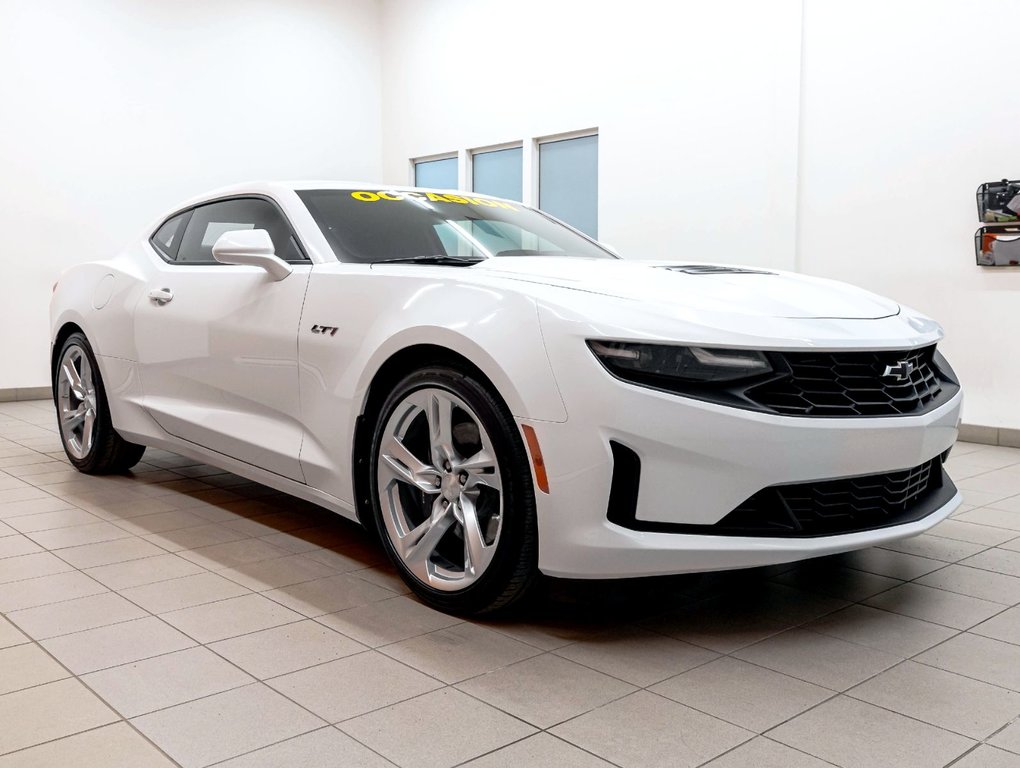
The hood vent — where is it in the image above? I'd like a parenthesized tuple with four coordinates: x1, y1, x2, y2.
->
(661, 265, 776, 275)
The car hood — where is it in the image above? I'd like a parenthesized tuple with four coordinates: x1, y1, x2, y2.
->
(471, 257, 899, 319)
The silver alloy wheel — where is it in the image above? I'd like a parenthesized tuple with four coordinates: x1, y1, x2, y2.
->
(377, 387, 504, 591)
(56, 344, 98, 460)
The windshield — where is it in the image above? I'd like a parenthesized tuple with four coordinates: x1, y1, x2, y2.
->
(297, 188, 616, 264)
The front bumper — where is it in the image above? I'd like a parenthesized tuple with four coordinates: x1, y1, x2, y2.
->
(527, 352, 963, 579)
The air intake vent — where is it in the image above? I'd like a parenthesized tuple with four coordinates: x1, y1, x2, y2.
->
(607, 441, 641, 528)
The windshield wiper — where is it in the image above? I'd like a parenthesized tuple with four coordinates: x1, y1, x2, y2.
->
(371, 254, 485, 267)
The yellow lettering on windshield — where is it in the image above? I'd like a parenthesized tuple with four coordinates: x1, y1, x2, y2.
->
(351, 191, 380, 201)
(425, 193, 450, 202)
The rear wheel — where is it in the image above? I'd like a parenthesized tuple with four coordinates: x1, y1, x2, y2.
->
(53, 332, 146, 474)
(369, 366, 538, 615)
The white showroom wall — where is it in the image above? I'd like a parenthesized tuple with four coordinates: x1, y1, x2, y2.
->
(379, 0, 803, 270)
(797, 0, 1020, 429)
(0, 0, 383, 390)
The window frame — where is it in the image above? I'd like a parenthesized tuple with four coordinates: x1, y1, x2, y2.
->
(147, 194, 310, 266)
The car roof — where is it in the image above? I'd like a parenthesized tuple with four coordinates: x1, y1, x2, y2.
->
(172, 180, 519, 210)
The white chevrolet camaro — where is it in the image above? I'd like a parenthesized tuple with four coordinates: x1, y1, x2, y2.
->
(50, 181, 963, 614)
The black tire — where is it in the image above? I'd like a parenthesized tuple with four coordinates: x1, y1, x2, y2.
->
(52, 332, 146, 474)
(369, 365, 538, 616)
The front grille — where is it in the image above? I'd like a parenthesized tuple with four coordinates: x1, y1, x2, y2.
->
(715, 458, 949, 537)
(746, 345, 946, 417)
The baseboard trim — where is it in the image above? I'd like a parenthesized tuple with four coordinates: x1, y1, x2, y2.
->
(959, 423, 1020, 448)
(0, 387, 51, 403)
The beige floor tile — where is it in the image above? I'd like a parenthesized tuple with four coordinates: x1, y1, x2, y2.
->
(8, 591, 147, 639)
(850, 660, 1020, 739)
(803, 604, 955, 657)
(834, 547, 945, 579)
(652, 656, 831, 732)
(953, 745, 1020, 768)
(0, 534, 44, 559)
(0, 496, 75, 520)
(121, 571, 251, 614)
(132, 682, 325, 768)
(264, 573, 398, 618)
(5, 507, 101, 531)
(733, 628, 899, 691)
(0, 570, 106, 612)
(214, 726, 396, 768)
(485, 617, 595, 652)
(28, 520, 134, 550)
(161, 593, 303, 643)
(929, 519, 1019, 546)
(771, 563, 902, 602)
(552, 627, 717, 687)
(0, 616, 27, 648)
(268, 650, 441, 722)
(915, 563, 1020, 605)
(0, 643, 69, 694)
(178, 538, 292, 572)
(771, 695, 974, 768)
(917, 633, 1020, 691)
(960, 488, 1017, 508)
(551, 690, 752, 768)
(42, 615, 196, 674)
(382, 622, 542, 683)
(342, 687, 535, 768)
(458, 653, 636, 728)
(350, 565, 411, 595)
(317, 595, 462, 647)
(703, 737, 830, 767)
(53, 536, 167, 569)
(959, 469, 1020, 498)
(462, 732, 613, 768)
(640, 603, 789, 654)
(209, 620, 366, 678)
(879, 534, 986, 563)
(85, 553, 206, 590)
(991, 719, 1020, 754)
(141, 523, 251, 553)
(218, 552, 338, 591)
(0, 678, 118, 755)
(990, 494, 1020, 514)
(0, 551, 73, 584)
(83, 646, 254, 717)
(0, 722, 177, 768)
(865, 582, 1005, 629)
(957, 507, 1020, 531)
(962, 547, 1020, 578)
(972, 605, 1020, 645)
(116, 509, 215, 535)
(0, 487, 48, 505)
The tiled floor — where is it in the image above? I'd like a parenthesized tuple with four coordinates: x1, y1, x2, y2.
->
(0, 399, 1019, 768)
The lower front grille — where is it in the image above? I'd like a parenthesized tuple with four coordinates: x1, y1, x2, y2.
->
(713, 458, 950, 537)
(605, 450, 956, 537)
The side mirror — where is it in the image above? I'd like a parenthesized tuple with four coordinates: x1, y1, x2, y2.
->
(212, 229, 292, 281)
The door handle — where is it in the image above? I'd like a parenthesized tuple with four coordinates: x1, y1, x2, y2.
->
(148, 287, 174, 305)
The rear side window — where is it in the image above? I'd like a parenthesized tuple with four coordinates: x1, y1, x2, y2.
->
(150, 213, 187, 259)
(174, 198, 307, 264)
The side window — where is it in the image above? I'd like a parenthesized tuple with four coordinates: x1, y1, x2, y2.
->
(175, 198, 307, 264)
(150, 213, 188, 259)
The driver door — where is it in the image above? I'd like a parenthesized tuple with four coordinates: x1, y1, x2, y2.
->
(133, 197, 311, 481)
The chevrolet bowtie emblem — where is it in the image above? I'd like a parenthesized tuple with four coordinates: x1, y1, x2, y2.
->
(883, 360, 915, 381)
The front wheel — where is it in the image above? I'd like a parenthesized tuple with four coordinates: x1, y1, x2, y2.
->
(369, 366, 538, 615)
(52, 332, 146, 474)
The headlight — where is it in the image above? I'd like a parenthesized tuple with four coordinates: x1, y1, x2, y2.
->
(588, 340, 772, 385)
